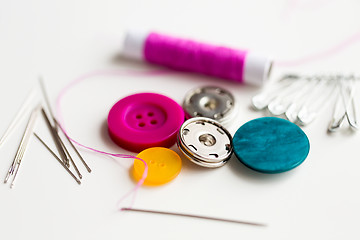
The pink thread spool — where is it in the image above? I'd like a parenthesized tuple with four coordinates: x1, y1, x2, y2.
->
(122, 30, 272, 86)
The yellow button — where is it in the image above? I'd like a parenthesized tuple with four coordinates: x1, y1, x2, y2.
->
(133, 147, 182, 186)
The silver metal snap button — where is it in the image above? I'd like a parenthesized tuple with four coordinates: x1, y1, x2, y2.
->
(182, 86, 237, 126)
(177, 117, 233, 168)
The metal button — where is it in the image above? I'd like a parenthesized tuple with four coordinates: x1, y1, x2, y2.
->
(177, 117, 233, 168)
(183, 86, 237, 125)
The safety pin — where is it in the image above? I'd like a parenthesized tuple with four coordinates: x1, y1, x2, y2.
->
(285, 76, 321, 122)
(0, 86, 37, 148)
(297, 76, 338, 126)
(34, 133, 81, 185)
(343, 76, 359, 130)
(267, 76, 308, 116)
(328, 76, 359, 132)
(328, 79, 346, 132)
(121, 207, 266, 227)
(252, 75, 301, 111)
(4, 104, 41, 188)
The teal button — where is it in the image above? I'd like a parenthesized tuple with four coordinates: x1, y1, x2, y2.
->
(233, 117, 310, 173)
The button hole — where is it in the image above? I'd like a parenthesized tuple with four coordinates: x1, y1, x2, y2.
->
(148, 112, 154, 117)
(136, 114, 142, 119)
(139, 122, 145, 127)
(150, 120, 157, 125)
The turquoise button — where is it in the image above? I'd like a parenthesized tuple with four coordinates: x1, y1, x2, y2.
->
(233, 117, 310, 173)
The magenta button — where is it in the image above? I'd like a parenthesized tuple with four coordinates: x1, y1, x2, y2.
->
(107, 93, 185, 152)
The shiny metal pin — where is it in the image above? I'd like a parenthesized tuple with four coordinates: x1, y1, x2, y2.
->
(4, 105, 41, 188)
(121, 207, 266, 227)
(0, 86, 37, 148)
(41, 108, 71, 167)
(328, 77, 359, 132)
(34, 133, 81, 185)
(54, 119, 91, 173)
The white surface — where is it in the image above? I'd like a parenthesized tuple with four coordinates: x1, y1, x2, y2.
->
(1, 0, 360, 239)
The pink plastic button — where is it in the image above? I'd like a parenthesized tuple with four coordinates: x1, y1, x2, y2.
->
(108, 93, 185, 152)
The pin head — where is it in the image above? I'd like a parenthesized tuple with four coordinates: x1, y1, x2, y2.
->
(177, 117, 233, 168)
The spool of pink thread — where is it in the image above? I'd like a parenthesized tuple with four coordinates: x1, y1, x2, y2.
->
(122, 30, 272, 86)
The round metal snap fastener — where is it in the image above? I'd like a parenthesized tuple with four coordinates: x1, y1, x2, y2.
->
(182, 86, 237, 125)
(233, 117, 310, 173)
(177, 117, 233, 168)
(108, 92, 184, 152)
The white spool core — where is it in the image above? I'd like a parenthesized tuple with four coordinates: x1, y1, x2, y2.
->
(243, 52, 273, 86)
(121, 30, 149, 60)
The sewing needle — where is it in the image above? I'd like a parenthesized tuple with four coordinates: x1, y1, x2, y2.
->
(0, 86, 37, 148)
(39, 76, 91, 174)
(55, 119, 92, 173)
(58, 133, 83, 179)
(4, 105, 41, 187)
(38, 76, 56, 126)
(39, 77, 70, 167)
(121, 208, 267, 227)
(41, 108, 70, 167)
(34, 133, 81, 185)
(5, 105, 39, 183)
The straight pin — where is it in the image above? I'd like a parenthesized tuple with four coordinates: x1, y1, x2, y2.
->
(121, 208, 267, 227)
(34, 133, 81, 185)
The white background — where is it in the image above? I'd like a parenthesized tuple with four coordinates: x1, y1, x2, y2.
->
(1, 0, 360, 239)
